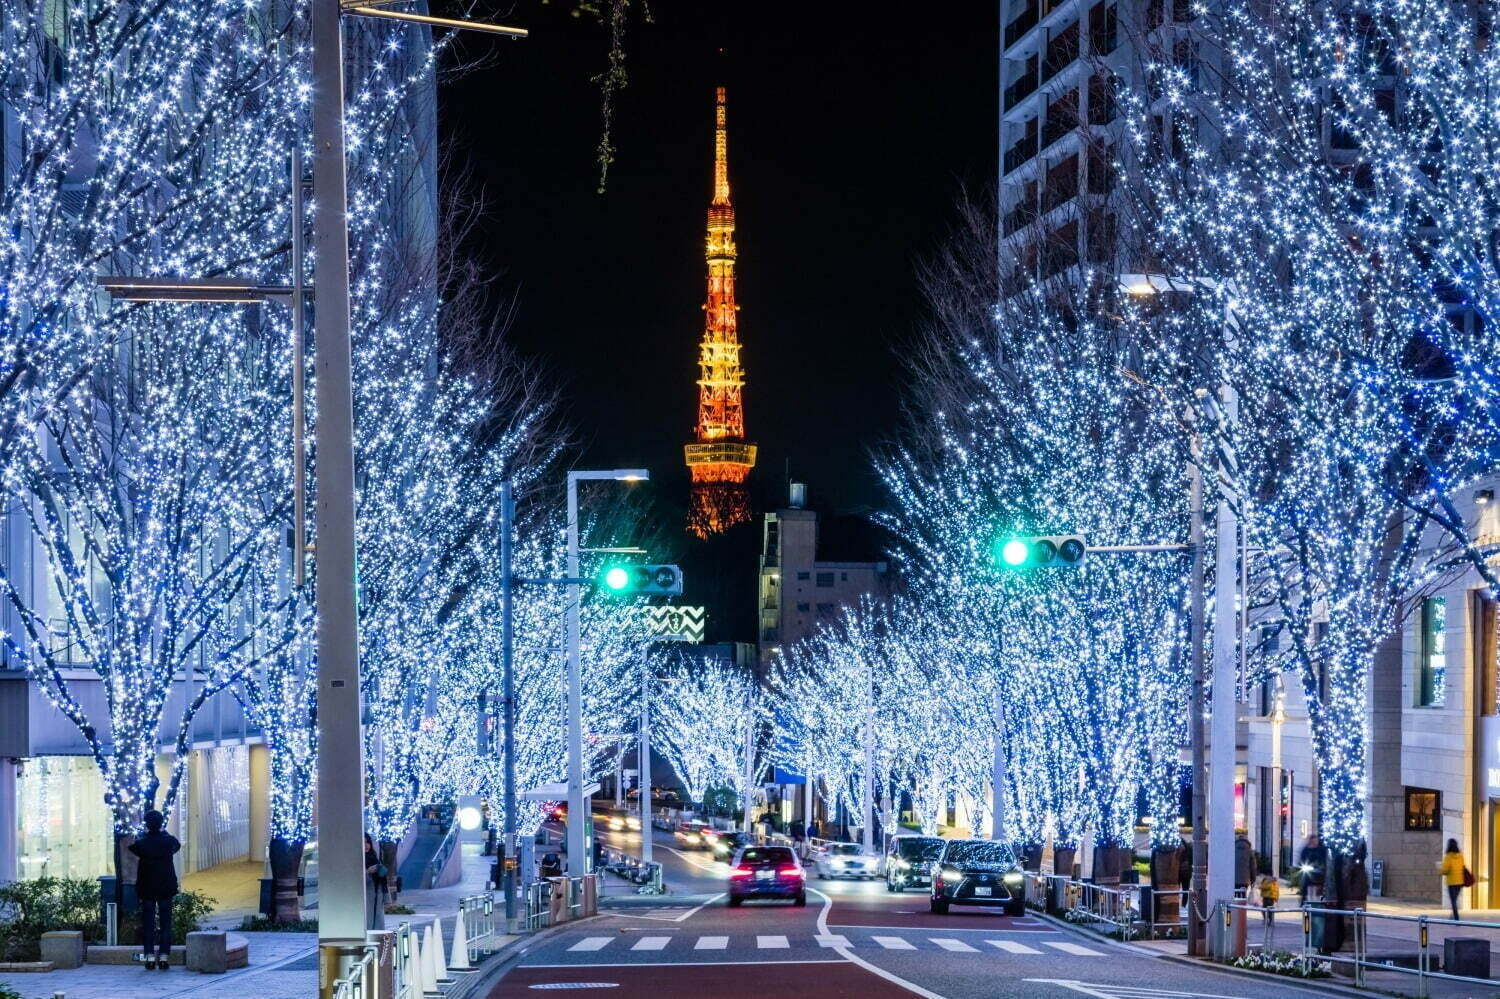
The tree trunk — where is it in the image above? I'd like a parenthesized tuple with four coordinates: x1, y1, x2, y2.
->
(1021, 842, 1044, 872)
(1151, 846, 1182, 926)
(268, 837, 305, 924)
(1053, 845, 1077, 879)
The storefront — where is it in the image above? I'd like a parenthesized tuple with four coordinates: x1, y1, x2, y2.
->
(15, 755, 112, 880)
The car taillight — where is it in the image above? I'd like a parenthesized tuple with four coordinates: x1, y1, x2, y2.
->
(731, 866, 752, 878)
(779, 866, 802, 878)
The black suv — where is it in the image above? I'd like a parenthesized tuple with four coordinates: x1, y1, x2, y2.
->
(930, 839, 1025, 915)
(885, 835, 944, 893)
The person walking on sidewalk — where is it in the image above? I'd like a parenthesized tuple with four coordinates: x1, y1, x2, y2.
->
(128, 809, 180, 970)
(1440, 838, 1468, 920)
(365, 833, 388, 930)
(1255, 871, 1281, 948)
(1297, 833, 1328, 903)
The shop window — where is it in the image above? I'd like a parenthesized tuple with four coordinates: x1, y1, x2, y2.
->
(1404, 787, 1441, 830)
(1418, 596, 1447, 706)
(816, 572, 834, 587)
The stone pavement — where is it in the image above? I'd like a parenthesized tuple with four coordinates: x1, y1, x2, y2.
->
(0, 844, 506, 999)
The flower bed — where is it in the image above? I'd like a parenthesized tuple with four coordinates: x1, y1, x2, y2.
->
(1230, 949, 1333, 979)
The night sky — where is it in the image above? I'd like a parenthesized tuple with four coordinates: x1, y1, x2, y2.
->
(444, 4, 996, 637)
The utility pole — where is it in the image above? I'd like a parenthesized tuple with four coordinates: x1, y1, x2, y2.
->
(1188, 450, 1208, 955)
(639, 665, 652, 867)
(310, 0, 366, 982)
(862, 666, 875, 855)
(991, 690, 1007, 842)
(499, 480, 517, 930)
(1208, 386, 1240, 920)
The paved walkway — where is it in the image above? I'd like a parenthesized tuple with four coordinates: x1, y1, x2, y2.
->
(0, 844, 502, 999)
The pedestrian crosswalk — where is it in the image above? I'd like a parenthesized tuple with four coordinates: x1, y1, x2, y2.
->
(563, 933, 1106, 957)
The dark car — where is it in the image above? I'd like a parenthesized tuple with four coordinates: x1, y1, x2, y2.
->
(728, 845, 806, 906)
(710, 831, 748, 860)
(930, 839, 1025, 915)
(885, 835, 944, 893)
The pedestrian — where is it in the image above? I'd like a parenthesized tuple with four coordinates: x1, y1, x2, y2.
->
(1256, 870, 1281, 946)
(1439, 838, 1468, 920)
(364, 833, 387, 930)
(540, 851, 564, 879)
(128, 809, 180, 970)
(1297, 833, 1328, 903)
(1234, 829, 1254, 896)
(806, 819, 819, 841)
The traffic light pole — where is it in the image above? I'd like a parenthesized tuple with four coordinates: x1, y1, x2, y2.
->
(1187, 453, 1208, 955)
(639, 665, 652, 867)
(500, 480, 517, 930)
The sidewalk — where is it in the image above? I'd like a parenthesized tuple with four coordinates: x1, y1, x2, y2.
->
(0, 845, 510, 999)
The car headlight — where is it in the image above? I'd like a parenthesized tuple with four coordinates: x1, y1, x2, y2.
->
(1004, 872, 1024, 884)
(941, 867, 965, 883)
(894, 859, 909, 871)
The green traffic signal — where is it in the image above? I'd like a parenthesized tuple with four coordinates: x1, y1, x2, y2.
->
(993, 534, 1086, 570)
(602, 565, 631, 591)
(1000, 538, 1028, 567)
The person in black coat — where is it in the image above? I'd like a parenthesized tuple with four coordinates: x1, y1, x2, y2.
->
(127, 810, 180, 969)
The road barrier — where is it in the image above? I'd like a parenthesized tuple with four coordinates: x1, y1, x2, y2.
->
(1212, 900, 1500, 996)
(524, 875, 599, 931)
(600, 846, 664, 893)
(1022, 871, 1188, 941)
(458, 893, 499, 964)
(329, 922, 416, 999)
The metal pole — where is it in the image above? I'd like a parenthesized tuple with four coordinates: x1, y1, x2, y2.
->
(565, 473, 587, 877)
(1188, 450, 1208, 955)
(742, 712, 754, 835)
(991, 690, 1006, 841)
(311, 0, 367, 984)
(639, 665, 652, 867)
(500, 480, 517, 929)
(290, 147, 307, 588)
(862, 666, 875, 855)
(1209, 386, 1239, 917)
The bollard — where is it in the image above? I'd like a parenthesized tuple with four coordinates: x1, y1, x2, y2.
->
(105, 902, 118, 946)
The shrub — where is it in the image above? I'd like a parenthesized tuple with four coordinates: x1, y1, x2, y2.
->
(240, 914, 319, 933)
(384, 903, 414, 915)
(1230, 949, 1332, 979)
(0, 985, 22, 999)
(0, 877, 101, 961)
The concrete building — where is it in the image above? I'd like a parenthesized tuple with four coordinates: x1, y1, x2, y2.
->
(757, 483, 890, 672)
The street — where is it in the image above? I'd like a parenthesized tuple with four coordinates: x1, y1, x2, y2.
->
(485, 824, 1334, 998)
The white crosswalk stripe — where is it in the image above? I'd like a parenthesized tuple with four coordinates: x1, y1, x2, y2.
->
(1045, 941, 1104, 956)
(567, 937, 612, 952)
(988, 939, 1043, 954)
(757, 935, 790, 949)
(872, 935, 917, 950)
(631, 936, 671, 951)
(694, 936, 728, 950)
(816, 935, 851, 948)
(931, 938, 979, 952)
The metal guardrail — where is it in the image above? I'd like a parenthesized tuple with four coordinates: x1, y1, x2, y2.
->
(524, 875, 598, 931)
(1215, 900, 1500, 996)
(1022, 871, 1190, 940)
(459, 892, 498, 964)
(424, 820, 461, 889)
(328, 920, 418, 999)
(330, 945, 379, 999)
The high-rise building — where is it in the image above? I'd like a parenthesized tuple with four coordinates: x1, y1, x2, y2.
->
(685, 87, 757, 538)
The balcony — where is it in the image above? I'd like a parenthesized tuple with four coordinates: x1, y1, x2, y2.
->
(1042, 115, 1076, 151)
(1042, 23, 1080, 83)
(1004, 3, 1039, 48)
(1003, 134, 1038, 174)
(1003, 203, 1036, 236)
(1005, 71, 1039, 111)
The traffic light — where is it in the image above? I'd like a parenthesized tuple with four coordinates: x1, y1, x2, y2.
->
(598, 563, 684, 596)
(993, 535, 1086, 569)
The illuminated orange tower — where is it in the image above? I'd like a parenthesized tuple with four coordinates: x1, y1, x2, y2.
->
(685, 86, 757, 538)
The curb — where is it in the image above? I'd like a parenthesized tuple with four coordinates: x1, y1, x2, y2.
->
(1030, 910, 1373, 998)
(443, 914, 607, 999)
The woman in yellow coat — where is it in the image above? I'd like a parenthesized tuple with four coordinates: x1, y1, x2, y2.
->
(1439, 838, 1466, 920)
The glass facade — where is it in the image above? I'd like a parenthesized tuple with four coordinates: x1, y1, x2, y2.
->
(1418, 596, 1447, 707)
(16, 756, 112, 880)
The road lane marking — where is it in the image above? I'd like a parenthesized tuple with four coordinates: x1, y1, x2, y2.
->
(811, 888, 948, 999)
(988, 939, 1042, 954)
(1023, 981, 1253, 998)
(524, 960, 848, 968)
(871, 935, 916, 950)
(815, 935, 850, 947)
(930, 938, 978, 952)
(566, 937, 612, 952)
(1045, 941, 1105, 956)
(694, 936, 728, 950)
(756, 935, 790, 949)
(629, 936, 670, 951)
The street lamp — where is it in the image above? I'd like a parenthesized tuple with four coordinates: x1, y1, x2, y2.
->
(565, 469, 649, 877)
(1120, 273, 1240, 953)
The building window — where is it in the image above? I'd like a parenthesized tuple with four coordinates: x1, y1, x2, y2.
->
(1418, 596, 1447, 707)
(816, 572, 834, 587)
(840, 572, 848, 582)
(796, 603, 810, 613)
(1404, 787, 1441, 830)
(796, 571, 810, 581)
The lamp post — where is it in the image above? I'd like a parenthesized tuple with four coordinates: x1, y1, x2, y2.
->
(1121, 273, 1240, 951)
(565, 469, 648, 877)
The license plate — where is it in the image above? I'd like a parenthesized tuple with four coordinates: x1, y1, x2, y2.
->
(974, 887, 992, 897)
(757, 870, 773, 880)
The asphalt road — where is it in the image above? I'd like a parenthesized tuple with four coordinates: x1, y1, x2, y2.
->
(487, 823, 1335, 998)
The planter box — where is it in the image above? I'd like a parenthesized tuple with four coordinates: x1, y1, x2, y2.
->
(40, 930, 84, 969)
(0, 961, 54, 972)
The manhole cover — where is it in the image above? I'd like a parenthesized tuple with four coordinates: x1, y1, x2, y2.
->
(528, 984, 621, 991)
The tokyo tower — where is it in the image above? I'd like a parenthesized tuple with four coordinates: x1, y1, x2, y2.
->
(685, 86, 757, 538)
